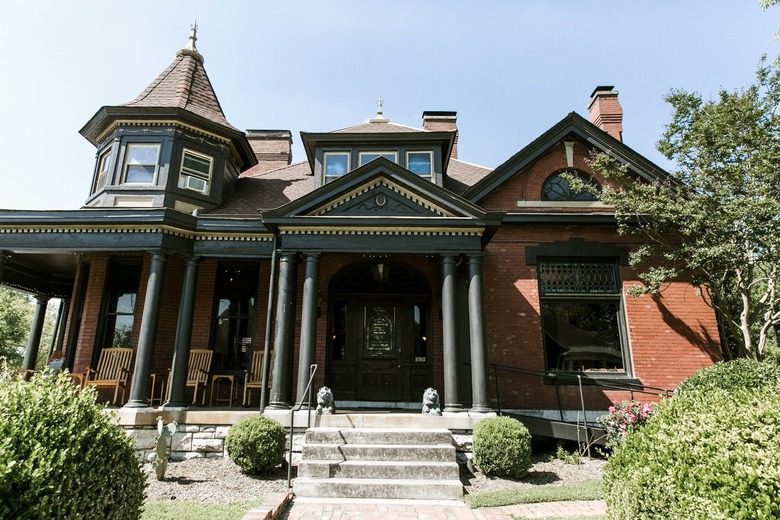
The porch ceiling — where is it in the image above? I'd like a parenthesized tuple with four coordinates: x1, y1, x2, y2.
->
(2, 252, 80, 298)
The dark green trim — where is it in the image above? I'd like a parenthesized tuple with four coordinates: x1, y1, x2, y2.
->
(526, 238, 630, 265)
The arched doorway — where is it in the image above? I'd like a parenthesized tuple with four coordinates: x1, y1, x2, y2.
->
(327, 261, 432, 404)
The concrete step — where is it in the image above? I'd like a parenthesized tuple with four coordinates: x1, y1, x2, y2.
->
(305, 427, 453, 446)
(297, 460, 460, 480)
(293, 477, 464, 500)
(301, 442, 455, 462)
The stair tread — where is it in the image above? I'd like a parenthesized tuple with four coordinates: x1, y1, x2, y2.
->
(295, 477, 461, 485)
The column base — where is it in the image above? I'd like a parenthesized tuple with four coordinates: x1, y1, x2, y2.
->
(443, 404, 466, 413)
(469, 405, 494, 415)
(265, 402, 291, 411)
(123, 400, 153, 409)
(162, 401, 189, 410)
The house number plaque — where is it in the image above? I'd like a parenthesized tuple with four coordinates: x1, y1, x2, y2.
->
(365, 306, 394, 356)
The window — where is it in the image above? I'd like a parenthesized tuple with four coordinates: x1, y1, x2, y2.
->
(541, 169, 598, 201)
(212, 263, 259, 371)
(407, 151, 432, 177)
(95, 258, 141, 365)
(359, 151, 397, 166)
(324, 152, 350, 183)
(179, 149, 213, 194)
(538, 261, 627, 373)
(123, 143, 160, 184)
(93, 149, 112, 193)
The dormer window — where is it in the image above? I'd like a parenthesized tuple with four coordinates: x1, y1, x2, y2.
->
(541, 169, 598, 201)
(93, 149, 112, 193)
(324, 152, 350, 182)
(123, 143, 160, 184)
(179, 149, 213, 194)
(407, 151, 432, 178)
(359, 151, 397, 166)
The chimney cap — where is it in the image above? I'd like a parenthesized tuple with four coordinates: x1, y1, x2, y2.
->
(590, 85, 616, 98)
(246, 129, 292, 140)
(422, 110, 457, 120)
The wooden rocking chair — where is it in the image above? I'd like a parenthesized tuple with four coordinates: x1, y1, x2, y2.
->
(243, 349, 273, 407)
(83, 347, 134, 405)
(186, 349, 213, 406)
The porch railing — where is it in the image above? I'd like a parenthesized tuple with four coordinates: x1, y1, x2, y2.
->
(287, 363, 318, 488)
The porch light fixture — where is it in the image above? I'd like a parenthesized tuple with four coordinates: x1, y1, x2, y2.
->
(371, 263, 391, 284)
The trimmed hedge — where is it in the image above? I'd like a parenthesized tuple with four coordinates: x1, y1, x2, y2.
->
(472, 416, 532, 479)
(225, 415, 285, 475)
(605, 380, 780, 518)
(674, 357, 780, 395)
(0, 368, 146, 519)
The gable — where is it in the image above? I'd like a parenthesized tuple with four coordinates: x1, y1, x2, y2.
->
(313, 179, 450, 218)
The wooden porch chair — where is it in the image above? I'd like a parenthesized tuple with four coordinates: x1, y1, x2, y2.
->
(15, 351, 65, 380)
(186, 349, 213, 406)
(243, 349, 273, 407)
(83, 347, 134, 405)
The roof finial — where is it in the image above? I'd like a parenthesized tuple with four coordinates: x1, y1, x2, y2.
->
(376, 96, 384, 117)
(187, 20, 198, 51)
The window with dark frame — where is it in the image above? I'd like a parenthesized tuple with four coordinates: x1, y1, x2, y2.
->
(541, 169, 598, 201)
(93, 149, 112, 193)
(94, 258, 142, 365)
(123, 143, 160, 184)
(538, 260, 628, 373)
(212, 263, 259, 372)
(407, 151, 432, 178)
(179, 149, 213, 194)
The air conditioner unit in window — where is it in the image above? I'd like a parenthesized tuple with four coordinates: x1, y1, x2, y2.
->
(183, 174, 207, 193)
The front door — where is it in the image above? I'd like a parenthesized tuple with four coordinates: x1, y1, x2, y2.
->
(357, 302, 401, 401)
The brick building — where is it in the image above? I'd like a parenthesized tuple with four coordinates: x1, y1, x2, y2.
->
(0, 29, 721, 419)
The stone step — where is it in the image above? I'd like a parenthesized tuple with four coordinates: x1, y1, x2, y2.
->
(302, 443, 455, 462)
(305, 427, 453, 446)
(293, 477, 464, 500)
(297, 459, 460, 480)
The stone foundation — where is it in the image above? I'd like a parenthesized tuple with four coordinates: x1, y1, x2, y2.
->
(125, 424, 231, 461)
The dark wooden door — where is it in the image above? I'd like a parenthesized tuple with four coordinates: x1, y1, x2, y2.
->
(356, 302, 403, 401)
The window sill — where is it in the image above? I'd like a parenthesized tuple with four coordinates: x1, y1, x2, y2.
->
(542, 372, 641, 387)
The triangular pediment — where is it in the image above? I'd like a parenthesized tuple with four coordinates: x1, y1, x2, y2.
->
(265, 158, 486, 221)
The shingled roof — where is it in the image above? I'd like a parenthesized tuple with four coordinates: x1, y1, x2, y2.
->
(123, 26, 236, 131)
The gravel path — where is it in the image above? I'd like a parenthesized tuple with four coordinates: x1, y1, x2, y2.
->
(144, 452, 605, 504)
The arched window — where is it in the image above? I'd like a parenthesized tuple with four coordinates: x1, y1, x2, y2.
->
(541, 169, 598, 201)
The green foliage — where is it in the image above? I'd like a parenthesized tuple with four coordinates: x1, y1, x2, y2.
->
(549, 445, 582, 465)
(472, 417, 532, 479)
(604, 385, 780, 519)
(465, 478, 603, 508)
(0, 288, 32, 366)
(225, 416, 285, 475)
(596, 400, 656, 449)
(585, 56, 780, 360)
(141, 499, 263, 520)
(0, 367, 146, 519)
(675, 357, 780, 395)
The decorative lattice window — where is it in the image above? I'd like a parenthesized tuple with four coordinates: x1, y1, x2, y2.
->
(538, 262, 619, 295)
(541, 169, 598, 201)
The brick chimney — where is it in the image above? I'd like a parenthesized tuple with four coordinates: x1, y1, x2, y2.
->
(422, 111, 458, 159)
(245, 130, 292, 174)
(588, 86, 623, 141)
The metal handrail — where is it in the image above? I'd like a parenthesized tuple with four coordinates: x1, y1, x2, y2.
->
(287, 363, 318, 488)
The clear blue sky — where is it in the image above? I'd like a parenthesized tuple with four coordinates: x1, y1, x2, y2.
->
(0, 1, 777, 210)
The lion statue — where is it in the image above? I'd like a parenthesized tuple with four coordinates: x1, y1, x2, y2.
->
(421, 387, 442, 416)
(316, 386, 336, 415)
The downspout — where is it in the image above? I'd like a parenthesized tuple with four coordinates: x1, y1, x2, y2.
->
(259, 232, 279, 412)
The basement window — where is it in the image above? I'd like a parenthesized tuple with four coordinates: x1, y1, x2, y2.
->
(538, 260, 629, 374)
(179, 149, 213, 194)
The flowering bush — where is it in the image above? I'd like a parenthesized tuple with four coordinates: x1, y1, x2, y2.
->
(597, 399, 656, 449)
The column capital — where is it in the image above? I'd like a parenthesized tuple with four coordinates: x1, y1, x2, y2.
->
(35, 295, 51, 305)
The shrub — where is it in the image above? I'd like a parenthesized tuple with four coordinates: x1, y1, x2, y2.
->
(597, 400, 656, 449)
(225, 415, 286, 475)
(0, 368, 146, 519)
(472, 416, 532, 478)
(604, 386, 780, 519)
(674, 357, 780, 395)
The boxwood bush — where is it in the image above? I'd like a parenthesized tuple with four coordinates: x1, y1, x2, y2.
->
(0, 368, 146, 519)
(472, 416, 532, 478)
(674, 357, 780, 395)
(225, 415, 285, 475)
(605, 384, 780, 519)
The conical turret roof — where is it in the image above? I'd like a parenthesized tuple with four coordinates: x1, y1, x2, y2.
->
(123, 24, 236, 131)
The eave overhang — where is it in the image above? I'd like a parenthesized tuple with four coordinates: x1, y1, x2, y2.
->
(79, 106, 257, 170)
(463, 112, 670, 203)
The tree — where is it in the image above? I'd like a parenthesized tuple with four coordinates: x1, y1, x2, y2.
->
(586, 56, 780, 360)
(0, 288, 33, 366)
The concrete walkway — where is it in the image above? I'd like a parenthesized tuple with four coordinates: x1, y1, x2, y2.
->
(275, 497, 607, 519)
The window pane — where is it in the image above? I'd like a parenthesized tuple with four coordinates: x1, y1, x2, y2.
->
(212, 264, 259, 371)
(542, 301, 624, 371)
(538, 262, 618, 295)
(542, 169, 598, 201)
(125, 165, 156, 183)
(183, 153, 211, 175)
(325, 154, 349, 176)
(408, 153, 431, 175)
(127, 144, 160, 165)
(110, 315, 135, 348)
(359, 152, 396, 166)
